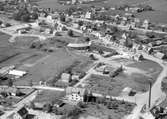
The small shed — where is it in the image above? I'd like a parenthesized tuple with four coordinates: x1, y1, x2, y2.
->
(61, 73, 71, 83)
(121, 87, 132, 96)
(53, 99, 64, 108)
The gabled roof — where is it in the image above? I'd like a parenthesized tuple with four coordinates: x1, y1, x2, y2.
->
(66, 87, 86, 96)
(17, 107, 28, 117)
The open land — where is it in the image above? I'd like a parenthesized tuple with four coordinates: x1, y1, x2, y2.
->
(82, 58, 162, 96)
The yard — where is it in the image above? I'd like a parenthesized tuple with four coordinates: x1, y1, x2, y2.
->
(79, 99, 136, 119)
(13, 48, 92, 86)
(82, 58, 162, 96)
(33, 90, 65, 104)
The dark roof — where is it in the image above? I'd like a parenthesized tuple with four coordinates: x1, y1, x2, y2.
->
(17, 107, 28, 117)
(54, 99, 64, 106)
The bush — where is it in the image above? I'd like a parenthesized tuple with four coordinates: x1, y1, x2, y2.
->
(77, 102, 87, 108)
(13, 8, 30, 22)
(43, 103, 52, 113)
(60, 15, 66, 22)
(67, 30, 73, 37)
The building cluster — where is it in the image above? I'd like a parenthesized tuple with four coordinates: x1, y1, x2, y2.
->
(0, 65, 27, 80)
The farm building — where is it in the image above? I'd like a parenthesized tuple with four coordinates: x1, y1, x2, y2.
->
(61, 73, 71, 83)
(65, 87, 88, 102)
(67, 42, 91, 50)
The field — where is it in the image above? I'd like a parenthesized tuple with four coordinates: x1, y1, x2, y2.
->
(33, 90, 65, 103)
(136, 11, 167, 24)
(0, 32, 11, 46)
(82, 58, 162, 96)
(81, 101, 136, 119)
(148, 0, 167, 11)
(0, 30, 93, 87)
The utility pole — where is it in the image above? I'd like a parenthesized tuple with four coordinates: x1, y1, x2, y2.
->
(148, 78, 153, 109)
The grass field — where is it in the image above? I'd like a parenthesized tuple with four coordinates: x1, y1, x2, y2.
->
(83, 58, 162, 96)
(0, 32, 11, 46)
(83, 101, 135, 119)
(148, 0, 167, 11)
(136, 11, 167, 24)
(13, 48, 91, 86)
(33, 90, 65, 103)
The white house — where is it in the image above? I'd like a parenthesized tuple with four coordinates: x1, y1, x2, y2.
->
(65, 87, 88, 102)
(61, 73, 71, 83)
(142, 19, 149, 29)
(85, 11, 91, 19)
(67, 42, 91, 50)
(8, 70, 27, 79)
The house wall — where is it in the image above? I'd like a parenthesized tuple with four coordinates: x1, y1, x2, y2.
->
(67, 93, 83, 102)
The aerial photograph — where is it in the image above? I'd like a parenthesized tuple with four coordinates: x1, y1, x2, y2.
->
(1, 0, 167, 119)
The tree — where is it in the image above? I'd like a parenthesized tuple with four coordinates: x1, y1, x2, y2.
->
(110, 26, 118, 34)
(77, 102, 87, 108)
(31, 13, 38, 20)
(21, 14, 30, 22)
(78, 21, 83, 26)
(43, 103, 52, 113)
(16, 89, 25, 96)
(0, 20, 2, 25)
(66, 107, 83, 118)
(98, 49, 104, 55)
(146, 32, 156, 38)
(143, 5, 153, 11)
(8, 79, 13, 87)
(60, 15, 66, 22)
(29, 101, 35, 109)
(84, 37, 90, 42)
(29, 79, 33, 87)
(67, 30, 73, 37)
(124, 39, 133, 48)
(13, 7, 30, 22)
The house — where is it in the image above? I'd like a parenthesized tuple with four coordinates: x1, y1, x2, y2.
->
(142, 45, 153, 54)
(121, 87, 132, 96)
(132, 54, 144, 61)
(67, 42, 91, 50)
(132, 43, 141, 50)
(0, 65, 15, 75)
(71, 74, 80, 81)
(8, 70, 27, 79)
(85, 11, 91, 19)
(142, 19, 149, 29)
(65, 87, 88, 102)
(53, 99, 64, 108)
(61, 73, 71, 83)
(154, 52, 166, 59)
(7, 106, 28, 119)
(0, 87, 19, 96)
(122, 33, 128, 40)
